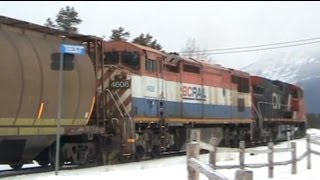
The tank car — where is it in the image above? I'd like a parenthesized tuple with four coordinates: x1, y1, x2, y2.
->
(0, 16, 101, 169)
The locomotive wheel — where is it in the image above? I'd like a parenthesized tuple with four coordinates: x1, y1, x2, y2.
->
(135, 146, 145, 161)
(35, 148, 50, 167)
(9, 163, 23, 170)
(37, 160, 49, 167)
(297, 123, 307, 138)
(151, 145, 160, 159)
(271, 127, 279, 141)
(86, 144, 97, 164)
(49, 146, 64, 169)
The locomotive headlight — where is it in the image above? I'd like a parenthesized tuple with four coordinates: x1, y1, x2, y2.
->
(115, 74, 127, 80)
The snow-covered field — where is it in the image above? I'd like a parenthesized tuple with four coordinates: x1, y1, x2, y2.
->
(2, 129, 320, 180)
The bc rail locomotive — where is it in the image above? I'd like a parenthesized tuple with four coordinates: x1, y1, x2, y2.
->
(0, 16, 307, 169)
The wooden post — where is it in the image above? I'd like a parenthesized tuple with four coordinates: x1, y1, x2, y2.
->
(191, 129, 201, 142)
(187, 142, 200, 180)
(268, 142, 274, 178)
(209, 137, 217, 169)
(291, 142, 297, 174)
(239, 141, 245, 170)
(307, 134, 311, 169)
(188, 130, 200, 180)
(235, 169, 253, 180)
(287, 131, 291, 148)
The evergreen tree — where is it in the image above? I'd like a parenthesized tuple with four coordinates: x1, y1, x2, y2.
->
(109, 27, 130, 41)
(132, 33, 162, 50)
(55, 6, 82, 33)
(44, 6, 82, 33)
(44, 18, 56, 28)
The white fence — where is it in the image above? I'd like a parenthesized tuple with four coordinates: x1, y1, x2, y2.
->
(187, 129, 320, 180)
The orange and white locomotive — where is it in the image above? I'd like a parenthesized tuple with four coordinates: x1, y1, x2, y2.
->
(101, 41, 255, 158)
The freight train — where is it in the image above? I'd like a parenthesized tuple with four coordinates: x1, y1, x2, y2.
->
(0, 16, 307, 170)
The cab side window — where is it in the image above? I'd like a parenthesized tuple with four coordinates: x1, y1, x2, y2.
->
(121, 52, 140, 70)
(145, 59, 158, 72)
(104, 52, 119, 65)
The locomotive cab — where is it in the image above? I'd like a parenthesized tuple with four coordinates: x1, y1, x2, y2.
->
(104, 51, 141, 73)
(250, 76, 307, 143)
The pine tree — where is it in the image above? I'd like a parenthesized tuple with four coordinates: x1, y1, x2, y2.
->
(132, 33, 162, 50)
(44, 6, 82, 33)
(44, 18, 56, 28)
(109, 27, 130, 41)
(55, 6, 82, 33)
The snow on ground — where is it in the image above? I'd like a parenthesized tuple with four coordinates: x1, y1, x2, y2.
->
(2, 129, 320, 180)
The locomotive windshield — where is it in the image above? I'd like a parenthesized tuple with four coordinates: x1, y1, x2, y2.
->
(104, 52, 120, 64)
(121, 52, 140, 70)
(104, 51, 141, 71)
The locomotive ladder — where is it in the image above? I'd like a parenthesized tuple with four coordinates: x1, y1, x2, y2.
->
(159, 60, 166, 152)
(114, 92, 134, 137)
(159, 92, 166, 151)
(105, 89, 135, 151)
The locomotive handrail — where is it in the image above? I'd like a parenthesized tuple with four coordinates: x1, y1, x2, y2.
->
(105, 89, 126, 118)
(252, 103, 263, 125)
(105, 89, 127, 138)
(114, 92, 133, 122)
(114, 92, 135, 146)
(257, 101, 289, 114)
(256, 101, 291, 134)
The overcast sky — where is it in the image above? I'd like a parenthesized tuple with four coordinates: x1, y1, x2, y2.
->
(1, 1, 320, 69)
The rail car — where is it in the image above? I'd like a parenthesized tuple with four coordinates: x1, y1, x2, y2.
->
(250, 76, 307, 143)
(0, 16, 307, 170)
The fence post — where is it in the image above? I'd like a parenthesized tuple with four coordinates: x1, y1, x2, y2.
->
(239, 141, 245, 170)
(235, 169, 253, 180)
(291, 142, 297, 174)
(187, 129, 200, 180)
(268, 142, 274, 178)
(191, 129, 201, 142)
(209, 137, 217, 169)
(306, 134, 311, 170)
(287, 131, 291, 148)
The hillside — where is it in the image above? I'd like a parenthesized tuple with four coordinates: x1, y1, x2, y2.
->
(242, 49, 320, 113)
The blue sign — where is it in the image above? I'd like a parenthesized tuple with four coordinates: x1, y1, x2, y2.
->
(60, 44, 86, 55)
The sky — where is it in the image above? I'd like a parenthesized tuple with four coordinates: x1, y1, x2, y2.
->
(2, 1, 320, 69)
(1, 128, 320, 180)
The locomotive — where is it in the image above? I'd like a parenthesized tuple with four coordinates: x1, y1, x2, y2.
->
(0, 16, 307, 169)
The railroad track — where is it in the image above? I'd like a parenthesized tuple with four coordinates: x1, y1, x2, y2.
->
(0, 151, 188, 178)
(0, 162, 103, 178)
(0, 139, 295, 178)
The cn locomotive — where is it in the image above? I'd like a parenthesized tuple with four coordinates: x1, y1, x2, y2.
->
(0, 16, 307, 169)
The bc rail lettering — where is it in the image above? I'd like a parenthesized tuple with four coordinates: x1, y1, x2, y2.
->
(182, 86, 206, 101)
